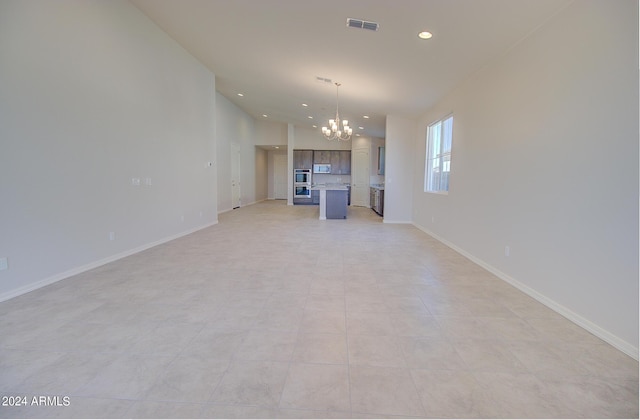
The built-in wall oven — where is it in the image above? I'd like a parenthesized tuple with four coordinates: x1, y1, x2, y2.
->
(294, 184, 311, 199)
(294, 169, 312, 201)
(294, 169, 311, 184)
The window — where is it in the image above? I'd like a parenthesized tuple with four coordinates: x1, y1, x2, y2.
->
(424, 114, 453, 193)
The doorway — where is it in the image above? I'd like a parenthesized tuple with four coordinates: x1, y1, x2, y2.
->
(273, 153, 288, 200)
(351, 146, 370, 207)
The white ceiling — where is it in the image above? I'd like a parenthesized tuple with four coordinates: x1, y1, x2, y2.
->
(131, 0, 572, 139)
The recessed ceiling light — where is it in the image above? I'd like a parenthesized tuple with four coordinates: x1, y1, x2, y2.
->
(274, 146, 279, 149)
(359, 126, 364, 130)
(237, 93, 244, 97)
(302, 103, 308, 107)
(363, 115, 369, 119)
(312, 125, 317, 128)
(262, 114, 268, 118)
(418, 31, 433, 40)
(308, 116, 313, 119)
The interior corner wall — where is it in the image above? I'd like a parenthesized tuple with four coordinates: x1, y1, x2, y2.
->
(215, 92, 257, 212)
(412, 0, 638, 357)
(385, 115, 417, 223)
(255, 148, 268, 202)
(0, 0, 217, 300)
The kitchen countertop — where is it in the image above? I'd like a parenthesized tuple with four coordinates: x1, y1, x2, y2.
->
(370, 184, 385, 190)
(311, 183, 349, 191)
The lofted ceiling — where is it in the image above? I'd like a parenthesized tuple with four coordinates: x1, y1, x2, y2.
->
(131, 0, 572, 139)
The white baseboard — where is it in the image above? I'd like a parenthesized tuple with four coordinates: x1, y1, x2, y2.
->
(413, 222, 639, 361)
(383, 219, 412, 224)
(218, 199, 267, 215)
(0, 221, 218, 304)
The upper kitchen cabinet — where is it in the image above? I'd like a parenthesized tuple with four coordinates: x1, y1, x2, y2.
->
(331, 150, 351, 175)
(313, 150, 331, 164)
(294, 150, 313, 170)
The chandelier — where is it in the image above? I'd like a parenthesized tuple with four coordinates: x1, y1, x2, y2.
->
(322, 83, 352, 141)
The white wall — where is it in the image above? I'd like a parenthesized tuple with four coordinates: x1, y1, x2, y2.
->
(267, 150, 287, 199)
(412, 0, 638, 357)
(215, 92, 257, 212)
(255, 148, 268, 202)
(369, 136, 386, 185)
(255, 120, 288, 146)
(0, 0, 217, 300)
(293, 126, 352, 150)
(385, 115, 417, 223)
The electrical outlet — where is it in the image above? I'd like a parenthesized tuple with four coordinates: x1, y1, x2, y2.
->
(180, 215, 185, 222)
(505, 246, 510, 257)
(145, 177, 152, 186)
(0, 257, 8, 271)
(131, 177, 141, 186)
(109, 232, 115, 241)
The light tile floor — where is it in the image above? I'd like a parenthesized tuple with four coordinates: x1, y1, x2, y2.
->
(0, 200, 637, 418)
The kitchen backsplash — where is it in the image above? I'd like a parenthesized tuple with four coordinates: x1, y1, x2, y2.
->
(313, 174, 351, 185)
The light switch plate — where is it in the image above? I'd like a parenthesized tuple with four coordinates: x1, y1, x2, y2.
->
(0, 257, 8, 271)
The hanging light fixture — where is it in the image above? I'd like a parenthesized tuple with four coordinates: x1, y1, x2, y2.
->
(322, 82, 352, 141)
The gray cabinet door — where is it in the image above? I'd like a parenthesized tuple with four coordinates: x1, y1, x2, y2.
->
(340, 151, 351, 174)
(330, 151, 341, 174)
(329, 150, 351, 174)
(326, 190, 347, 219)
(294, 150, 313, 169)
(314, 150, 331, 164)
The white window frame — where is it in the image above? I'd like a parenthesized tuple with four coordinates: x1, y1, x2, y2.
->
(424, 114, 453, 194)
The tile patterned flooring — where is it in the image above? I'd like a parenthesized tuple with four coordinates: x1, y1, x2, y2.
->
(0, 200, 637, 418)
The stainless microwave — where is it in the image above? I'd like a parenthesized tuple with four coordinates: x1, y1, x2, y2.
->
(313, 164, 331, 174)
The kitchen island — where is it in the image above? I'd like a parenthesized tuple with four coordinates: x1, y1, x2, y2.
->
(311, 184, 348, 220)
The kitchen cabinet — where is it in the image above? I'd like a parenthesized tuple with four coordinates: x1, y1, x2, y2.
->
(312, 185, 348, 220)
(311, 150, 351, 174)
(326, 190, 348, 219)
(311, 190, 320, 204)
(330, 150, 351, 175)
(313, 150, 331, 164)
(294, 150, 313, 169)
(340, 151, 351, 174)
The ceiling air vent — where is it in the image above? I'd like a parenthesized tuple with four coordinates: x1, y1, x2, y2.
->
(316, 76, 333, 84)
(346, 18, 379, 32)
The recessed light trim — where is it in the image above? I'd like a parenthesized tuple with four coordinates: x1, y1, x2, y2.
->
(418, 31, 433, 40)
(363, 115, 369, 119)
(237, 93, 244, 97)
(302, 103, 308, 107)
